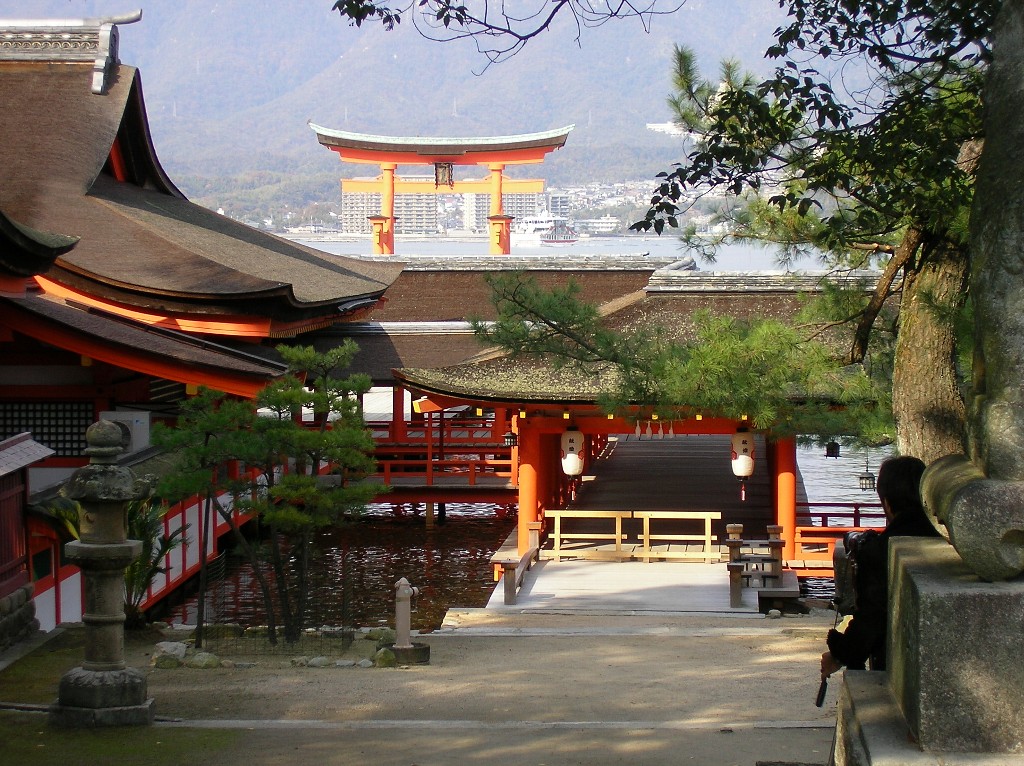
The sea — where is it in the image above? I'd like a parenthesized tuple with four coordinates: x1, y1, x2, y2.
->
(289, 233, 823, 272)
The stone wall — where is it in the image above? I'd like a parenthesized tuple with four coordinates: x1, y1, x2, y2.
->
(0, 583, 39, 653)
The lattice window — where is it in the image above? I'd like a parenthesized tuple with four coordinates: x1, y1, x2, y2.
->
(0, 402, 93, 457)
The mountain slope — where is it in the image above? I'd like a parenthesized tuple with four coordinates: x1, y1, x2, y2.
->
(14, 1, 784, 210)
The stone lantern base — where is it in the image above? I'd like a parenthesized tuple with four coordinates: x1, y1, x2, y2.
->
(833, 539, 1024, 764)
(49, 667, 153, 727)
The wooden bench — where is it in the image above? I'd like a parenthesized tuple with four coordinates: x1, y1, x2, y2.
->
(545, 510, 634, 562)
(633, 511, 722, 562)
(489, 523, 541, 605)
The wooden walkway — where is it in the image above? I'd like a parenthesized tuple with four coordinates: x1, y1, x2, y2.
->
(488, 435, 787, 615)
(487, 559, 760, 614)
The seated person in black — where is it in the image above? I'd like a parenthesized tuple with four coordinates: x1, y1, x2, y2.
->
(820, 455, 941, 676)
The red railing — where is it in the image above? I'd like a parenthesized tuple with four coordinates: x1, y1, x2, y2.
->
(373, 456, 513, 485)
(365, 416, 502, 446)
(792, 501, 886, 570)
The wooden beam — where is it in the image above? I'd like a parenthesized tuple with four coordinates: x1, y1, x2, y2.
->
(342, 177, 546, 194)
(328, 147, 554, 166)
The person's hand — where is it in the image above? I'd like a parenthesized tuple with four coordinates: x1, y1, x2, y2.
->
(821, 651, 843, 678)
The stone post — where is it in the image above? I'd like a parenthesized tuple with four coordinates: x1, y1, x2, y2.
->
(49, 420, 153, 727)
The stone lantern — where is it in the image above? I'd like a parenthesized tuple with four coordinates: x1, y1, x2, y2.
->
(49, 420, 154, 727)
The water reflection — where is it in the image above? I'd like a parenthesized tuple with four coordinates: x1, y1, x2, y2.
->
(170, 503, 515, 631)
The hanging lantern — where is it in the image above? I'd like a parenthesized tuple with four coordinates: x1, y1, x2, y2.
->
(561, 430, 585, 476)
(731, 428, 755, 501)
(503, 431, 518, 448)
(825, 441, 841, 459)
(731, 429, 755, 478)
(859, 456, 876, 492)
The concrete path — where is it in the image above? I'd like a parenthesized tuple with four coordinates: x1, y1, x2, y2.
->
(143, 608, 838, 766)
(484, 559, 761, 614)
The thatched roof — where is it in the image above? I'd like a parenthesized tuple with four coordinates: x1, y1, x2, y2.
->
(392, 271, 880, 404)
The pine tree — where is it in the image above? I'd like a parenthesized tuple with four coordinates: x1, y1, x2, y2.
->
(154, 341, 377, 644)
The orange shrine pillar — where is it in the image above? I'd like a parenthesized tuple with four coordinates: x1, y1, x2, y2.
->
(542, 432, 559, 508)
(517, 422, 541, 554)
(488, 162, 505, 216)
(488, 214, 513, 255)
(773, 436, 797, 560)
(380, 162, 397, 255)
(492, 407, 509, 440)
(369, 215, 387, 256)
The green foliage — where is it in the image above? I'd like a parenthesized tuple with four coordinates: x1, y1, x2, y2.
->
(629, 4, 994, 456)
(332, 0, 402, 30)
(474, 272, 893, 442)
(152, 343, 378, 642)
(123, 500, 188, 629)
(31, 497, 81, 541)
(635, 2, 995, 248)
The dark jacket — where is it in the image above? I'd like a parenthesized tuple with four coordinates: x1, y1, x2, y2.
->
(826, 509, 940, 670)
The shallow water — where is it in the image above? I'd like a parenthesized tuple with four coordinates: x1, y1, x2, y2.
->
(168, 503, 515, 631)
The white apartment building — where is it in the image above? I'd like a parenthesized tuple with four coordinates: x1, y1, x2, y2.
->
(340, 178, 441, 234)
(462, 192, 545, 232)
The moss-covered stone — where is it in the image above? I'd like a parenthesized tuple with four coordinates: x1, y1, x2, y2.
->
(184, 651, 221, 669)
(201, 624, 244, 639)
(152, 654, 183, 669)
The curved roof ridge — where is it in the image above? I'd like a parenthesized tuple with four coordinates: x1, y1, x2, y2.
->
(308, 123, 574, 148)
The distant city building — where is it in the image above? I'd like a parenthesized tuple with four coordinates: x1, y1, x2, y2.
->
(341, 177, 440, 234)
(547, 192, 571, 218)
(340, 191, 380, 233)
(462, 193, 490, 233)
(576, 214, 621, 235)
(462, 192, 544, 232)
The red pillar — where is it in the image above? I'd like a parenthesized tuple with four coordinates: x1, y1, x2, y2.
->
(774, 436, 797, 560)
(517, 423, 540, 554)
(391, 386, 407, 442)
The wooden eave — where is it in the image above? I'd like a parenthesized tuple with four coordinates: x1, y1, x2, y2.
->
(0, 211, 79, 277)
(0, 62, 399, 324)
(0, 295, 288, 398)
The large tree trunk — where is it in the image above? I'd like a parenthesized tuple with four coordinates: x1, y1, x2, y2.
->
(892, 238, 968, 463)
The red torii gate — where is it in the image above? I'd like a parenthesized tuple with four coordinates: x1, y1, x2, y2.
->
(310, 124, 574, 255)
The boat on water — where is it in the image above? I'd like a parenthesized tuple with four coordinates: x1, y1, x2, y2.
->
(511, 214, 579, 246)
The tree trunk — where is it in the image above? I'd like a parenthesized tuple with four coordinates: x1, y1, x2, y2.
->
(215, 501, 279, 645)
(892, 238, 968, 463)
